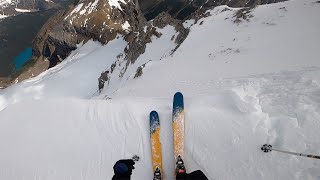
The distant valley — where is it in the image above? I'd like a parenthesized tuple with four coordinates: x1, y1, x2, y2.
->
(0, 0, 72, 80)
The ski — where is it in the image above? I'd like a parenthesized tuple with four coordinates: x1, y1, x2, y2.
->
(172, 92, 186, 174)
(150, 111, 163, 180)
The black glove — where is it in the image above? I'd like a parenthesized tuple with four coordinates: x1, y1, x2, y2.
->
(113, 159, 135, 178)
(176, 170, 208, 180)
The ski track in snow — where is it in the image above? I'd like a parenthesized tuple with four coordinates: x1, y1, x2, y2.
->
(0, 0, 320, 179)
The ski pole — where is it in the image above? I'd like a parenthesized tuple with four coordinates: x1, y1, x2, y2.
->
(132, 155, 140, 162)
(261, 144, 320, 160)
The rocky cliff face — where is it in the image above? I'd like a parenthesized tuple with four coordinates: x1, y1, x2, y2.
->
(138, 0, 287, 20)
(33, 0, 146, 67)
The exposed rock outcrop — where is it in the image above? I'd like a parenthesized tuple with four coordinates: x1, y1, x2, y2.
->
(98, 11, 189, 91)
(125, 11, 188, 64)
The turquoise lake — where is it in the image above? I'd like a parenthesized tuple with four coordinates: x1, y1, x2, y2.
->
(13, 48, 32, 71)
(0, 0, 73, 77)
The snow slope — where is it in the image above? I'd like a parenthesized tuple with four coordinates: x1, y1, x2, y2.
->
(103, 0, 320, 98)
(0, 0, 320, 179)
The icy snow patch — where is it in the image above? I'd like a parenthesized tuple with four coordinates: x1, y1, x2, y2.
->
(88, 0, 99, 14)
(121, 21, 130, 30)
(108, 0, 126, 10)
(79, 0, 99, 15)
(65, 3, 84, 20)
(15, 8, 33, 12)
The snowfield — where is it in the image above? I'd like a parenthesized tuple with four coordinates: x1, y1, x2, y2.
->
(15, 8, 35, 13)
(0, 0, 320, 179)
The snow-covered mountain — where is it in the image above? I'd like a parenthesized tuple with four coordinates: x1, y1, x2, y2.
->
(30, 0, 287, 74)
(138, 0, 287, 20)
(0, 0, 320, 179)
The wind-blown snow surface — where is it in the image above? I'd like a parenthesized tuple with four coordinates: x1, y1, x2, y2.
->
(1, 0, 320, 179)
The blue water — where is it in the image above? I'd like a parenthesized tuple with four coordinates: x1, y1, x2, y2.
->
(13, 47, 32, 71)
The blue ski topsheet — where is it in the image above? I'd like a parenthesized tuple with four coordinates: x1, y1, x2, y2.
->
(150, 111, 160, 134)
(173, 92, 184, 121)
(149, 110, 162, 178)
(172, 92, 185, 165)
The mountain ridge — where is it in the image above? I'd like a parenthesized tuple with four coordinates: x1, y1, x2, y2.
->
(1, 0, 289, 87)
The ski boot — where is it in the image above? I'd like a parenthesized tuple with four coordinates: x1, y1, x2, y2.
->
(153, 166, 162, 180)
(175, 155, 186, 175)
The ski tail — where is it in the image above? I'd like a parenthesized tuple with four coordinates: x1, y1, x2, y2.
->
(150, 111, 163, 180)
(172, 92, 186, 174)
